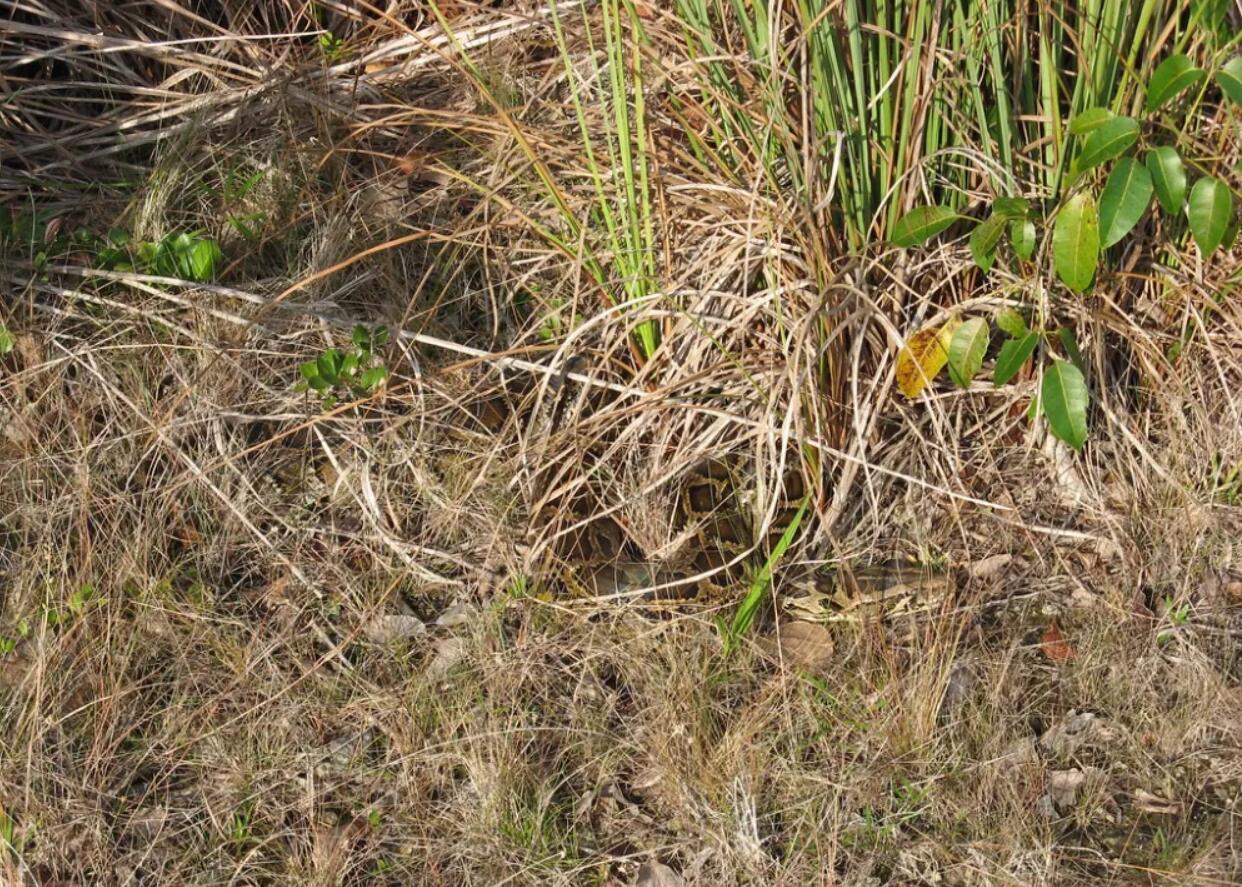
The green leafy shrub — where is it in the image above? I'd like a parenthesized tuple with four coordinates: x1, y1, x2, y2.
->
(296, 324, 390, 409)
(891, 50, 1241, 449)
(98, 229, 224, 282)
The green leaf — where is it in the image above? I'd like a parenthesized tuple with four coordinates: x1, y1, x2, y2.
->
(1076, 117, 1140, 171)
(1145, 54, 1206, 113)
(357, 366, 388, 391)
(351, 324, 368, 350)
(1057, 327, 1086, 374)
(992, 197, 1030, 219)
(994, 332, 1039, 386)
(1223, 215, 1240, 253)
(340, 353, 359, 377)
(1053, 192, 1100, 293)
(317, 349, 342, 384)
(891, 206, 960, 246)
(726, 495, 809, 655)
(969, 215, 1006, 272)
(1098, 157, 1153, 248)
(1068, 107, 1113, 136)
(1010, 219, 1036, 261)
(1145, 147, 1187, 214)
(996, 308, 1027, 338)
(1042, 361, 1089, 450)
(0, 324, 13, 356)
(1216, 57, 1242, 107)
(948, 317, 990, 388)
(307, 375, 331, 392)
(185, 238, 222, 281)
(373, 325, 389, 347)
(1187, 177, 1234, 257)
(299, 361, 320, 381)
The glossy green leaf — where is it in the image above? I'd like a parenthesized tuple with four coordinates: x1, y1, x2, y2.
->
(299, 361, 320, 382)
(186, 238, 222, 282)
(1042, 360, 1089, 450)
(1058, 327, 1086, 375)
(992, 197, 1030, 219)
(317, 349, 341, 384)
(994, 332, 1039, 387)
(1145, 54, 1205, 113)
(358, 366, 388, 391)
(948, 317, 989, 388)
(1145, 147, 1187, 214)
(727, 495, 809, 653)
(1187, 176, 1234, 256)
(969, 215, 1006, 272)
(996, 308, 1027, 338)
(1068, 107, 1113, 136)
(1098, 158, 1153, 248)
(1077, 117, 1140, 171)
(1053, 193, 1100, 293)
(891, 206, 961, 246)
(1010, 219, 1036, 261)
(1216, 57, 1242, 108)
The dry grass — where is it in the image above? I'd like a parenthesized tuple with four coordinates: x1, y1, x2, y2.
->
(2, 2, 1242, 884)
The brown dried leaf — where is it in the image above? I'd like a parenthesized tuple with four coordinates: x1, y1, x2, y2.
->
(364, 614, 427, 644)
(967, 553, 1013, 579)
(1133, 789, 1180, 815)
(1045, 767, 1087, 811)
(426, 636, 468, 678)
(1040, 621, 1076, 663)
(1129, 590, 1155, 622)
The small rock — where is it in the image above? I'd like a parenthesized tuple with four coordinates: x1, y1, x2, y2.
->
(635, 861, 683, 887)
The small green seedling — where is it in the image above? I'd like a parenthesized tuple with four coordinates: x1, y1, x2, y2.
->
(319, 31, 346, 62)
(98, 228, 224, 282)
(1156, 595, 1192, 644)
(220, 166, 267, 241)
(297, 324, 390, 409)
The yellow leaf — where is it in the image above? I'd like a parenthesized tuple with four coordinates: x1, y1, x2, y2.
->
(895, 318, 959, 398)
